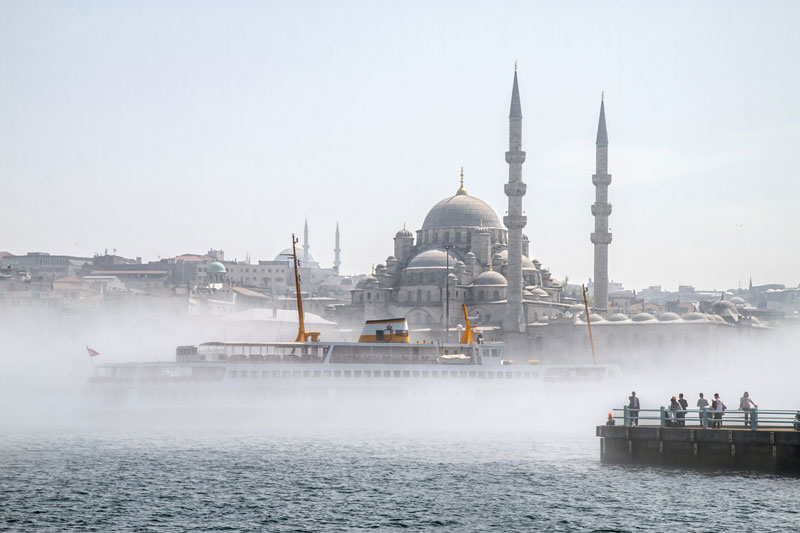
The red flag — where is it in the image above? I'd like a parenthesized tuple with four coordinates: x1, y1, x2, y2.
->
(86, 346, 100, 358)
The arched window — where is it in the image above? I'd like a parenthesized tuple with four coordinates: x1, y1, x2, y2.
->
(426, 291, 431, 302)
(416, 289, 422, 302)
(493, 290, 499, 300)
(444, 232, 450, 243)
(478, 290, 485, 300)
(407, 291, 412, 302)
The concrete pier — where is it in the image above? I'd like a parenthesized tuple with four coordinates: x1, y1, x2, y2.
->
(597, 425, 800, 474)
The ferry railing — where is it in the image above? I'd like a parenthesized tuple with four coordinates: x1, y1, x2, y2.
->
(611, 406, 800, 431)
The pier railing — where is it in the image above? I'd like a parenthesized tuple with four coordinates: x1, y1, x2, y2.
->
(611, 406, 800, 431)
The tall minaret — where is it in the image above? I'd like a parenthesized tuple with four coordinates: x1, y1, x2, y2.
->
(303, 218, 310, 265)
(591, 94, 612, 313)
(334, 222, 341, 274)
(502, 65, 527, 334)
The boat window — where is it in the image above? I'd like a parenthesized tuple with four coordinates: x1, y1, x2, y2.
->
(303, 370, 311, 378)
(334, 371, 342, 378)
(506, 373, 513, 379)
(251, 371, 258, 378)
(478, 371, 486, 378)
(293, 371, 301, 378)
(469, 372, 476, 378)
(402, 371, 410, 378)
(422, 371, 429, 378)
(273, 370, 281, 378)
(324, 371, 332, 378)
(524, 372, 531, 379)
(344, 371, 352, 378)
(228, 370, 236, 378)
(283, 371, 291, 378)
(394, 371, 402, 378)
(431, 371, 439, 378)
(356, 371, 363, 378)
(313, 370, 321, 378)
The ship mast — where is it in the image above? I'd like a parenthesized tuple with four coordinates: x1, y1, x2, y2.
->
(291, 234, 320, 342)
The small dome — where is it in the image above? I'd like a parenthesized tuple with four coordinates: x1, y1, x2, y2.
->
(406, 249, 459, 269)
(579, 312, 604, 322)
(730, 296, 746, 305)
(363, 274, 379, 287)
(632, 312, 656, 322)
(274, 248, 316, 264)
(395, 226, 413, 238)
(657, 312, 682, 322)
(208, 262, 227, 274)
(569, 304, 585, 314)
(682, 312, 707, 321)
(492, 250, 536, 270)
(472, 270, 507, 286)
(456, 260, 465, 268)
(447, 273, 458, 283)
(531, 287, 548, 297)
(608, 313, 630, 322)
(465, 251, 476, 260)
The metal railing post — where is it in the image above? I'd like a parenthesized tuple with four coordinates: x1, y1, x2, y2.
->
(701, 407, 708, 429)
(660, 406, 666, 428)
(624, 405, 630, 427)
(751, 408, 758, 431)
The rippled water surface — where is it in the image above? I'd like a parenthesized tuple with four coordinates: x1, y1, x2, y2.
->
(2, 425, 799, 532)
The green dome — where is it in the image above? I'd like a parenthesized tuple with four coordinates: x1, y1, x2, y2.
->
(208, 261, 226, 274)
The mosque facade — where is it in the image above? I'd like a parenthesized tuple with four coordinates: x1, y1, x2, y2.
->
(340, 71, 566, 329)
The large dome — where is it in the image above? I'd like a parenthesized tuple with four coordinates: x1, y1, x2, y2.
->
(406, 249, 460, 269)
(421, 192, 502, 230)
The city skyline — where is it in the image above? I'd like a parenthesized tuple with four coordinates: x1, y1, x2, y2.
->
(2, 1, 798, 290)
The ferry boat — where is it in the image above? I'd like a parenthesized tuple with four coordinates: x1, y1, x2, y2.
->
(91, 235, 621, 405)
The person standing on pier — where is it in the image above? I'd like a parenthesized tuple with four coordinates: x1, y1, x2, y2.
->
(669, 396, 680, 427)
(628, 391, 640, 426)
(697, 393, 709, 427)
(713, 393, 727, 428)
(677, 393, 688, 427)
(739, 392, 758, 427)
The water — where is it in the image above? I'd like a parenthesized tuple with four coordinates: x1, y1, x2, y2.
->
(2, 427, 799, 532)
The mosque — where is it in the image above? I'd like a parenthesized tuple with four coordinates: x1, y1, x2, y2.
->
(333, 67, 772, 369)
(339, 69, 569, 330)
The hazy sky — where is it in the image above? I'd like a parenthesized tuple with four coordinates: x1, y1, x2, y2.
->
(2, 1, 798, 290)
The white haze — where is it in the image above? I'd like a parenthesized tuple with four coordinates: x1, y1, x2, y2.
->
(1, 306, 798, 440)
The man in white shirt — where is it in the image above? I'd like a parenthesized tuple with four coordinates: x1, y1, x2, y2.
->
(697, 393, 709, 427)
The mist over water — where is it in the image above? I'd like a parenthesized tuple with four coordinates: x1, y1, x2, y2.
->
(2, 309, 800, 531)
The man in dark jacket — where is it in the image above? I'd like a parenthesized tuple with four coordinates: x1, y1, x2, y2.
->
(677, 393, 689, 427)
(628, 391, 640, 426)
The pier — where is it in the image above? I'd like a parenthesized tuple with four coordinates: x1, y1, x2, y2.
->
(597, 407, 800, 474)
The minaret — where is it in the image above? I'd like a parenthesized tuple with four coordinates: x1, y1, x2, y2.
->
(590, 94, 612, 313)
(334, 222, 341, 274)
(303, 218, 310, 265)
(502, 65, 527, 334)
